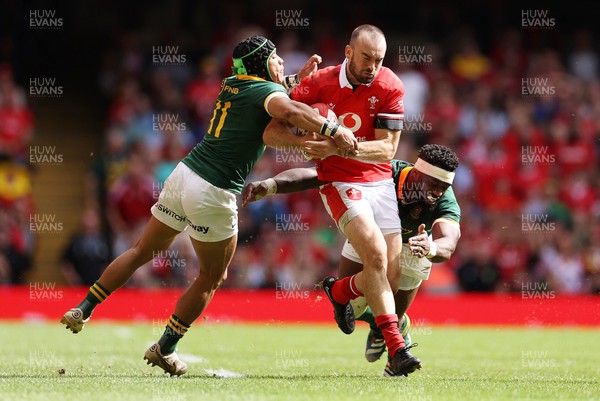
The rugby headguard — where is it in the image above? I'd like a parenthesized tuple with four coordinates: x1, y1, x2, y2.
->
(232, 36, 276, 81)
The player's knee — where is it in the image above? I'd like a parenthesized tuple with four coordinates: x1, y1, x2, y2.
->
(200, 267, 227, 291)
(362, 252, 387, 274)
(128, 244, 150, 265)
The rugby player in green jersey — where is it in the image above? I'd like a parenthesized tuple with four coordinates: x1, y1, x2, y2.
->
(242, 144, 461, 370)
(60, 35, 358, 376)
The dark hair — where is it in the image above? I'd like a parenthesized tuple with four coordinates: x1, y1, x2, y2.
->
(418, 144, 459, 172)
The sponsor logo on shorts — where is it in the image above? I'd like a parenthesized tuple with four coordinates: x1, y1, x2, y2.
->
(156, 203, 186, 222)
(188, 221, 210, 234)
(345, 187, 362, 200)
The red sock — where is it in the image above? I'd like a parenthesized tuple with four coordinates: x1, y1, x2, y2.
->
(331, 274, 363, 304)
(375, 314, 405, 358)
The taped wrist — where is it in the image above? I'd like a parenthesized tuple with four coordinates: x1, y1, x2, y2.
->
(426, 240, 437, 259)
(320, 119, 340, 138)
(252, 178, 277, 201)
(282, 74, 301, 91)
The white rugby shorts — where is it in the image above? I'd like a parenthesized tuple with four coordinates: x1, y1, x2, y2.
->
(318, 179, 401, 236)
(151, 162, 238, 242)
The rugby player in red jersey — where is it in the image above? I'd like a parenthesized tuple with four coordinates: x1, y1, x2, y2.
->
(264, 25, 420, 377)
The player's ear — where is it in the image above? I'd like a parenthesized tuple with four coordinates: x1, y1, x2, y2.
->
(345, 45, 352, 60)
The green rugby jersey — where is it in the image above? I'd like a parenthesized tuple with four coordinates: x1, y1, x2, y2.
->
(182, 75, 287, 194)
(391, 159, 461, 242)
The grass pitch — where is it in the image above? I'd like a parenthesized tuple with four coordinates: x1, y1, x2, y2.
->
(0, 321, 597, 401)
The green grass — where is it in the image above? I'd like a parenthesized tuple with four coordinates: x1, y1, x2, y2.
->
(0, 322, 598, 401)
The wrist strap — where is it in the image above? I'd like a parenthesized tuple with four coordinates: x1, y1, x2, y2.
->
(282, 74, 301, 91)
(426, 240, 437, 259)
(264, 178, 278, 195)
(320, 119, 340, 138)
(252, 179, 277, 201)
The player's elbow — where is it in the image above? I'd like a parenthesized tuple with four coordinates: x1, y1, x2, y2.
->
(277, 105, 303, 125)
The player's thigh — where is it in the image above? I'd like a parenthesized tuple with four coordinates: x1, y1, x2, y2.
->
(343, 213, 387, 268)
(189, 234, 237, 285)
(134, 216, 181, 259)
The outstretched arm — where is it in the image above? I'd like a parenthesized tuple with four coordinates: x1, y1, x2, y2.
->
(407, 221, 461, 263)
(242, 167, 319, 207)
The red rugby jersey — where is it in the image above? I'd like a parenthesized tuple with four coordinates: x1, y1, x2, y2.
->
(291, 59, 404, 182)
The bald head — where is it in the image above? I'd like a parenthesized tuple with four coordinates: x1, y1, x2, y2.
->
(345, 25, 387, 85)
(350, 24, 386, 47)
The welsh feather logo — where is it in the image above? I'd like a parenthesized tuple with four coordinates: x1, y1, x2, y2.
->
(346, 187, 362, 200)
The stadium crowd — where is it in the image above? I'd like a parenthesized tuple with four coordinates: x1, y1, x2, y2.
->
(1, 7, 599, 294)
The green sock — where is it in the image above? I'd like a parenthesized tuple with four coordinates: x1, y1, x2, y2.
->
(76, 281, 111, 319)
(358, 308, 408, 337)
(158, 315, 190, 354)
(357, 307, 380, 334)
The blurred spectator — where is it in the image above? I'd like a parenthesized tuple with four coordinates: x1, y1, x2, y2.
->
(535, 228, 586, 294)
(0, 203, 32, 284)
(455, 237, 500, 292)
(449, 35, 492, 87)
(0, 64, 33, 161)
(395, 62, 430, 119)
(185, 56, 222, 141)
(106, 147, 155, 257)
(568, 29, 598, 83)
(61, 208, 111, 286)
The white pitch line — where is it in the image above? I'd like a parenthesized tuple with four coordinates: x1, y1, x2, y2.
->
(179, 353, 207, 364)
(203, 368, 244, 378)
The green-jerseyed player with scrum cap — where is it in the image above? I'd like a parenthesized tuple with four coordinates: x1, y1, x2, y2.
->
(60, 35, 358, 376)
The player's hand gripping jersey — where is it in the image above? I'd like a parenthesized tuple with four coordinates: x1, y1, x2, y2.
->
(291, 59, 404, 183)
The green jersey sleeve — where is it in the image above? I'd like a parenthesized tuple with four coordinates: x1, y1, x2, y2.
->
(182, 75, 287, 194)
